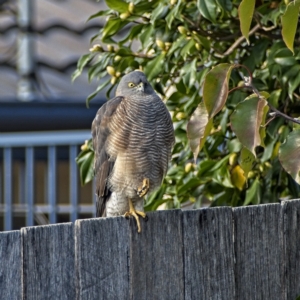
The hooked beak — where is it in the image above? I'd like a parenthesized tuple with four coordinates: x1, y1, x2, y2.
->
(137, 82, 144, 92)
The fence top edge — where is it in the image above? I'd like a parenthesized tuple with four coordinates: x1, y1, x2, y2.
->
(232, 202, 283, 212)
(280, 198, 300, 206)
(20, 222, 73, 232)
(3, 200, 300, 234)
(0, 230, 21, 236)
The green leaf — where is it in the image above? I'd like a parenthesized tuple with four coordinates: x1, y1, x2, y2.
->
(238, 0, 255, 42)
(166, 1, 182, 28)
(261, 138, 277, 163)
(244, 178, 261, 205)
(86, 79, 110, 107)
(87, 10, 110, 21)
(72, 53, 93, 81)
(177, 178, 202, 196)
(231, 96, 268, 155)
(180, 39, 195, 60)
(228, 138, 242, 153)
(76, 149, 95, 186)
(168, 35, 186, 57)
(203, 63, 233, 118)
(181, 59, 197, 92)
(102, 18, 127, 40)
(105, 0, 128, 13)
(212, 164, 234, 188)
(274, 48, 297, 66)
(191, 32, 211, 51)
(259, 104, 269, 147)
(119, 24, 144, 44)
(139, 25, 154, 49)
(197, 0, 217, 23)
(279, 129, 300, 184)
(216, 0, 232, 11)
(288, 69, 300, 99)
(187, 101, 213, 161)
(239, 147, 255, 179)
(281, 0, 300, 54)
(144, 52, 166, 81)
(150, 2, 168, 23)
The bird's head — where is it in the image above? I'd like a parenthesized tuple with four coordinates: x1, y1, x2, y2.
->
(115, 71, 155, 98)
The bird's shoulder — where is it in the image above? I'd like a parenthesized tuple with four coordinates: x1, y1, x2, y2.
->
(92, 96, 124, 125)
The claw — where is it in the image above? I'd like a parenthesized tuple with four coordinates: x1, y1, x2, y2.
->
(137, 178, 150, 197)
(124, 199, 147, 233)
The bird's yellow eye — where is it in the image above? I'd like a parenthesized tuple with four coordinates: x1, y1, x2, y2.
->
(128, 82, 135, 88)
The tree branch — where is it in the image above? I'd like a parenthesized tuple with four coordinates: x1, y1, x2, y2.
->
(244, 76, 300, 125)
(215, 24, 261, 58)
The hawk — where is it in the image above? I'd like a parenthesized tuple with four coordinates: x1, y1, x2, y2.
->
(92, 71, 174, 232)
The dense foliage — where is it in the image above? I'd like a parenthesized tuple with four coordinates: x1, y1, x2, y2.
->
(74, 0, 300, 210)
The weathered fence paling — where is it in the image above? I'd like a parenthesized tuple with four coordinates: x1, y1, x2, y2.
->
(1, 199, 300, 300)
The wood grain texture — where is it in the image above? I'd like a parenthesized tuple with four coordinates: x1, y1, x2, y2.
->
(183, 207, 235, 300)
(75, 216, 130, 300)
(0, 231, 22, 300)
(282, 199, 300, 300)
(129, 210, 184, 300)
(233, 203, 283, 300)
(22, 223, 75, 300)
(4, 200, 300, 299)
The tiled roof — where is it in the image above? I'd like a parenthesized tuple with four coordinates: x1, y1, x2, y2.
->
(0, 0, 108, 102)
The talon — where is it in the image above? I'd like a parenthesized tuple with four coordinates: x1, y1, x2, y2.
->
(124, 199, 147, 233)
(137, 178, 150, 197)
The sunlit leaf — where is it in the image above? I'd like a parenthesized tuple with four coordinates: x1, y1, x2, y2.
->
(281, 0, 300, 54)
(87, 10, 110, 21)
(105, 0, 128, 12)
(144, 52, 166, 81)
(231, 96, 268, 155)
(150, 2, 167, 23)
(231, 165, 246, 191)
(239, 147, 255, 179)
(203, 63, 233, 118)
(259, 104, 269, 147)
(187, 101, 213, 161)
(279, 129, 300, 184)
(238, 0, 255, 42)
(72, 54, 93, 81)
(102, 18, 127, 40)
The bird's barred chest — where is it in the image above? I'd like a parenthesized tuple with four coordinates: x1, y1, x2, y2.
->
(106, 97, 173, 199)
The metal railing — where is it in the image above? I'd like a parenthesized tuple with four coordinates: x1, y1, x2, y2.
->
(0, 130, 95, 231)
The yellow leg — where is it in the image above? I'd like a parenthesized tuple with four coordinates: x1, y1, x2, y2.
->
(124, 199, 147, 233)
(137, 178, 150, 197)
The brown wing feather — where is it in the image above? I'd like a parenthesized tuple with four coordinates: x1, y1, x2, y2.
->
(92, 96, 124, 217)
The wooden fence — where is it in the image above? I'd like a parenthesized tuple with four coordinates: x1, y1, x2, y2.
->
(1, 199, 300, 300)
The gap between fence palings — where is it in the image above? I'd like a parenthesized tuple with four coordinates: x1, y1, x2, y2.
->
(0, 200, 300, 299)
